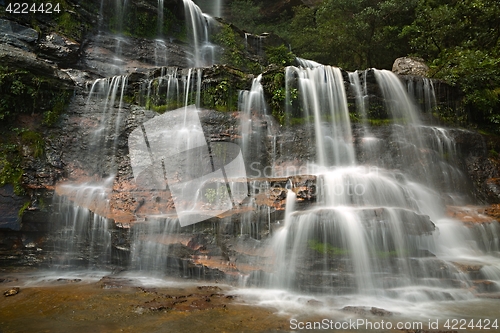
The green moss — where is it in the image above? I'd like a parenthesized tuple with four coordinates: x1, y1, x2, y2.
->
(123, 95, 136, 105)
(56, 12, 82, 40)
(213, 25, 245, 67)
(18, 201, 31, 218)
(367, 119, 393, 126)
(0, 155, 24, 196)
(151, 104, 168, 114)
(0, 66, 72, 124)
(20, 131, 44, 158)
(308, 240, 349, 256)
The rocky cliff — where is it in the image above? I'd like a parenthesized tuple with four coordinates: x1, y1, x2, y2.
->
(0, 0, 499, 280)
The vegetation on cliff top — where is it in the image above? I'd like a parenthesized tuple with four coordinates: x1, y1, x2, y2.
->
(226, 0, 500, 132)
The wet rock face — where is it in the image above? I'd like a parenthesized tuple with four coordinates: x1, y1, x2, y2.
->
(79, 33, 190, 77)
(0, 185, 23, 231)
(38, 32, 81, 66)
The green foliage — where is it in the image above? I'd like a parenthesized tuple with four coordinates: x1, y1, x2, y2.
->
(405, 0, 500, 131)
(202, 79, 241, 112)
(227, 0, 262, 33)
(0, 144, 24, 196)
(43, 90, 72, 126)
(0, 66, 72, 123)
(0, 67, 35, 120)
(213, 25, 246, 68)
(265, 45, 295, 66)
(261, 70, 300, 125)
(282, 0, 417, 70)
(101, 2, 180, 39)
(56, 12, 82, 40)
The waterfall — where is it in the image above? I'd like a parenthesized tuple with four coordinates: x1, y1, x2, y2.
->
(87, 75, 128, 176)
(130, 218, 183, 274)
(182, 0, 218, 67)
(141, 67, 203, 111)
(265, 64, 500, 300)
(50, 75, 129, 269)
(287, 65, 355, 167)
(157, 0, 164, 36)
(52, 177, 114, 269)
(194, 0, 223, 18)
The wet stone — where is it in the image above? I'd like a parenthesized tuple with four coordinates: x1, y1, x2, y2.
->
(56, 278, 82, 283)
(370, 307, 393, 316)
(3, 287, 20, 297)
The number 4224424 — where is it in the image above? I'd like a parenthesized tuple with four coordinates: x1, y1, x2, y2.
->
(5, 3, 61, 14)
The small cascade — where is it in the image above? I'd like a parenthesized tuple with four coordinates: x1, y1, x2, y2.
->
(154, 0, 170, 66)
(239, 74, 275, 176)
(157, 0, 164, 36)
(113, 0, 128, 34)
(349, 70, 382, 160)
(286, 64, 355, 167)
(348, 70, 369, 128)
(194, 0, 223, 18)
(183, 0, 218, 67)
(243, 33, 265, 57)
(373, 69, 469, 197)
(406, 75, 437, 115)
(130, 218, 183, 274)
(109, 0, 130, 74)
(86, 75, 128, 176)
(141, 67, 203, 111)
(154, 39, 168, 67)
(374, 69, 421, 125)
(52, 177, 114, 269)
(295, 57, 322, 68)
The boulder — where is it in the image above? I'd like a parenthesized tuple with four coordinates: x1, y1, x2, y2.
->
(392, 57, 429, 76)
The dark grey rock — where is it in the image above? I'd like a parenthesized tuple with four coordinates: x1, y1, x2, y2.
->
(0, 185, 24, 231)
(38, 32, 81, 65)
(0, 19, 38, 50)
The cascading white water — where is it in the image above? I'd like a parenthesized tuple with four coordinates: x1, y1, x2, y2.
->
(182, 0, 218, 67)
(157, 0, 164, 36)
(130, 217, 183, 274)
(194, 0, 223, 18)
(239, 74, 274, 175)
(87, 75, 128, 175)
(287, 64, 355, 167)
(52, 177, 114, 268)
(51, 75, 129, 269)
(406, 75, 437, 114)
(268, 64, 500, 301)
